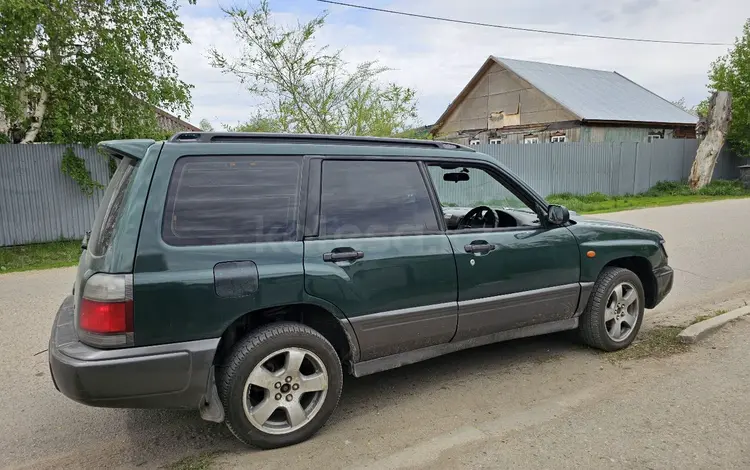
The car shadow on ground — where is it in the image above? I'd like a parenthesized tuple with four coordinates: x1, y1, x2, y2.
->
(117, 332, 593, 465)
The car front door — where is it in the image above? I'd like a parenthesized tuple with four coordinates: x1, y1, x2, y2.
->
(425, 161, 581, 342)
(303, 159, 458, 362)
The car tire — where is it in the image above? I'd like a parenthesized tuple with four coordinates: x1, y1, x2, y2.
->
(218, 322, 343, 449)
(579, 267, 645, 352)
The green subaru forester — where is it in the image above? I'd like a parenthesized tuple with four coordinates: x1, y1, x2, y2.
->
(49, 132, 673, 449)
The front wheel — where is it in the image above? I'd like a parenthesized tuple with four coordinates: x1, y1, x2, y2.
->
(218, 322, 343, 449)
(579, 267, 645, 351)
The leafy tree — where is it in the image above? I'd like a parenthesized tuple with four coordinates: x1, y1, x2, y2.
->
(671, 98, 700, 117)
(226, 112, 287, 133)
(199, 118, 214, 132)
(705, 19, 750, 156)
(0, 0, 193, 145)
(209, 0, 418, 137)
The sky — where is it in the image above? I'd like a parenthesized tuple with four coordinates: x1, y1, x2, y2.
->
(172, 0, 750, 129)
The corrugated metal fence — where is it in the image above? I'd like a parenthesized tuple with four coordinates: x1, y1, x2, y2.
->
(433, 140, 745, 206)
(0, 144, 109, 246)
(0, 140, 746, 246)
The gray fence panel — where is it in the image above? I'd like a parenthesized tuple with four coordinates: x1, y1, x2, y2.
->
(478, 142, 619, 197)
(618, 142, 638, 195)
(0, 140, 746, 246)
(0, 144, 108, 246)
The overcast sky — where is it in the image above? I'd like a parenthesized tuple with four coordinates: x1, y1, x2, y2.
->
(173, 0, 750, 129)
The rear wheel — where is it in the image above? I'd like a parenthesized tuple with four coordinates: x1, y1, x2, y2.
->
(218, 322, 343, 449)
(579, 267, 645, 351)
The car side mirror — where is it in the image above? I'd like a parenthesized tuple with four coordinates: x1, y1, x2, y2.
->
(547, 204, 570, 225)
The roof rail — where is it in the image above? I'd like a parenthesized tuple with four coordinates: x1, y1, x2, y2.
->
(168, 132, 475, 152)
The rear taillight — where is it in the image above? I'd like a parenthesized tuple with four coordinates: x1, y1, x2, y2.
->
(78, 273, 134, 348)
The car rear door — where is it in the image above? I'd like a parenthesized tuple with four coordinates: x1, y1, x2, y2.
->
(303, 158, 458, 362)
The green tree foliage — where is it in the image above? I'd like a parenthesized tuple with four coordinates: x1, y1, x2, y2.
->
(198, 118, 214, 131)
(0, 0, 193, 145)
(706, 19, 750, 156)
(209, 0, 418, 136)
(225, 112, 287, 133)
(671, 98, 700, 117)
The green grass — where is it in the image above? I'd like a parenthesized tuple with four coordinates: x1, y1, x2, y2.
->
(691, 309, 729, 325)
(0, 240, 81, 274)
(607, 326, 690, 361)
(166, 452, 219, 470)
(547, 180, 750, 214)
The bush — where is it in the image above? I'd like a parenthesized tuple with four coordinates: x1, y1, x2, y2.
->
(547, 192, 576, 200)
(697, 179, 747, 196)
(579, 191, 608, 203)
(643, 181, 691, 197)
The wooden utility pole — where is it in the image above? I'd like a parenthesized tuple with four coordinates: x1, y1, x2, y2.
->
(688, 91, 732, 190)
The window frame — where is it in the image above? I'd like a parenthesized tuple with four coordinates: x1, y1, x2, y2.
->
(550, 135, 567, 143)
(305, 157, 445, 240)
(647, 133, 663, 143)
(523, 136, 539, 144)
(469, 139, 481, 146)
(161, 154, 308, 246)
(489, 138, 503, 145)
(422, 159, 552, 234)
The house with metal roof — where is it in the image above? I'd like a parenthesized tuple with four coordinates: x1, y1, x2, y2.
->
(431, 56, 698, 145)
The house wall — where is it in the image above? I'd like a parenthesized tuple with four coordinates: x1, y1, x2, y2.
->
(580, 126, 693, 143)
(447, 124, 696, 146)
(449, 125, 582, 146)
(436, 63, 578, 138)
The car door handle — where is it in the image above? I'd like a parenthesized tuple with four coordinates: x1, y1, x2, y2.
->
(323, 250, 364, 262)
(464, 242, 495, 254)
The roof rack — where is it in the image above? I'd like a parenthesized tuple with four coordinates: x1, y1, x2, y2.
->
(168, 132, 474, 152)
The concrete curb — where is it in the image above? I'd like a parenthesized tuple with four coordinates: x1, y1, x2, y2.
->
(678, 305, 750, 344)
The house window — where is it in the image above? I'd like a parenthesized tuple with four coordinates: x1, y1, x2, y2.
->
(550, 135, 567, 143)
(647, 134, 663, 143)
(489, 138, 502, 144)
(523, 136, 539, 144)
(469, 139, 481, 146)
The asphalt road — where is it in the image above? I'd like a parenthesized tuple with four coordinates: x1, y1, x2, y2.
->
(2, 198, 750, 469)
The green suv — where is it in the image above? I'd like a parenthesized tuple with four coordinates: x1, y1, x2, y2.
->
(49, 133, 673, 448)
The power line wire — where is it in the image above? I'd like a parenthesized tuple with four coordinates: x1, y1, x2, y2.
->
(317, 0, 730, 46)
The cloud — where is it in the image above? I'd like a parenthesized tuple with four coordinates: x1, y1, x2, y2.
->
(176, 0, 749, 128)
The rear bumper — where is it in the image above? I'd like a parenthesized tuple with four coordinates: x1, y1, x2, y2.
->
(49, 296, 219, 409)
(651, 265, 674, 308)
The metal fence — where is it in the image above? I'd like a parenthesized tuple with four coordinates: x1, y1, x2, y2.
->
(432, 140, 746, 206)
(0, 144, 109, 247)
(0, 140, 746, 246)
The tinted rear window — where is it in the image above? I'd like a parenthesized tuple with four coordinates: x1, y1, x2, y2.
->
(88, 157, 137, 256)
(162, 156, 302, 246)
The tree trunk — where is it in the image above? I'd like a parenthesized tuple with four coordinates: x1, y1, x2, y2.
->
(20, 89, 48, 144)
(688, 91, 732, 190)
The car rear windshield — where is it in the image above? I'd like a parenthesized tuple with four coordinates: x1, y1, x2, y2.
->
(87, 157, 138, 256)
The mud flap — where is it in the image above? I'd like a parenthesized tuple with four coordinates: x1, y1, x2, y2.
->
(199, 366, 225, 423)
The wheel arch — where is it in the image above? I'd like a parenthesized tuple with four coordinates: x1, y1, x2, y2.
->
(212, 302, 359, 374)
(603, 256, 657, 308)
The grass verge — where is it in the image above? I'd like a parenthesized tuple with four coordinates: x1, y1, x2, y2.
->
(547, 180, 750, 214)
(691, 309, 728, 325)
(607, 326, 690, 362)
(166, 452, 219, 470)
(0, 240, 81, 274)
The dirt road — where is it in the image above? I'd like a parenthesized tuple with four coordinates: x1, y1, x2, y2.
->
(2, 199, 750, 469)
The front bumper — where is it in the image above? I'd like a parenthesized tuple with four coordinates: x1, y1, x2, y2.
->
(49, 295, 219, 409)
(651, 265, 674, 308)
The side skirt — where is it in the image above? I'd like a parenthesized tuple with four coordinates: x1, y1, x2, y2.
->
(350, 317, 578, 377)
